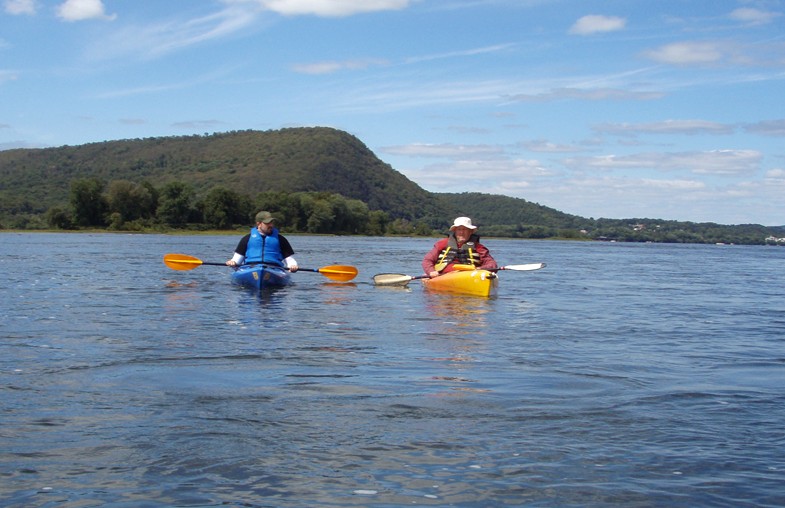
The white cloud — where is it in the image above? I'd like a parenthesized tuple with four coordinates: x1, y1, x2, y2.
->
(380, 143, 504, 158)
(254, 0, 410, 17)
(764, 168, 785, 180)
(57, 0, 116, 21)
(520, 139, 584, 153)
(406, 157, 549, 192)
(404, 44, 516, 64)
(569, 15, 626, 35)
(520, 175, 751, 223)
(743, 119, 785, 137)
(564, 150, 762, 176)
(72, 0, 414, 61)
(572, 176, 705, 191)
(595, 119, 735, 136)
(646, 39, 785, 68)
(507, 87, 663, 102)
(729, 7, 781, 26)
(171, 119, 226, 130)
(291, 58, 389, 75)
(1, 140, 46, 150)
(4, 0, 36, 15)
(87, 6, 262, 61)
(644, 41, 726, 65)
(390, 143, 777, 224)
(0, 70, 19, 84)
(292, 44, 512, 75)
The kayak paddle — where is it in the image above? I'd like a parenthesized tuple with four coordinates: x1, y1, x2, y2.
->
(163, 253, 226, 269)
(372, 263, 546, 287)
(494, 263, 546, 272)
(372, 273, 429, 287)
(296, 265, 358, 282)
(163, 253, 358, 282)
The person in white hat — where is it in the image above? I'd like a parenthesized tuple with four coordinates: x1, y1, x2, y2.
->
(226, 211, 298, 271)
(422, 216, 497, 278)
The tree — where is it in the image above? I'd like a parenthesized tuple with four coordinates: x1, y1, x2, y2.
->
(200, 187, 250, 229)
(306, 199, 335, 233)
(141, 180, 159, 215)
(106, 180, 155, 225)
(366, 210, 389, 236)
(70, 178, 108, 227)
(254, 191, 300, 230)
(343, 198, 370, 234)
(388, 218, 415, 235)
(158, 181, 195, 227)
(46, 207, 74, 229)
(414, 221, 433, 236)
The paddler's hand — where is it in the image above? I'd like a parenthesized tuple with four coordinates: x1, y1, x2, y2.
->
(226, 260, 237, 267)
(428, 270, 440, 278)
(289, 264, 298, 272)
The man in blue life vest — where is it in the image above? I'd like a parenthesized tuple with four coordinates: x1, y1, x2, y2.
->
(225, 211, 299, 271)
(422, 216, 497, 278)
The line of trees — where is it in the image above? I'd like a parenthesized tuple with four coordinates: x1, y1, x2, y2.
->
(46, 178, 434, 235)
(29, 177, 785, 245)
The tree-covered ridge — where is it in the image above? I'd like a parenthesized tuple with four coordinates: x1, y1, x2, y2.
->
(1, 128, 432, 219)
(1, 127, 783, 244)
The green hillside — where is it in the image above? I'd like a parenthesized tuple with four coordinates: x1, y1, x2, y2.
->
(1, 127, 783, 244)
(0, 127, 438, 221)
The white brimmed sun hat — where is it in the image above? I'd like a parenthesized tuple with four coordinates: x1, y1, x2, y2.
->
(450, 216, 477, 230)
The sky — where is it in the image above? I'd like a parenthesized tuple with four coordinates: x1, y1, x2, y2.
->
(2, 0, 784, 226)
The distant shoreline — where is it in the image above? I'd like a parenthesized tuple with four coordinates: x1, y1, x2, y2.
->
(0, 229, 650, 243)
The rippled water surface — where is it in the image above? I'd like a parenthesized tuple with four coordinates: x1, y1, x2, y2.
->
(2, 233, 784, 507)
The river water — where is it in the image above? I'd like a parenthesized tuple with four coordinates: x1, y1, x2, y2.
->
(1, 233, 784, 507)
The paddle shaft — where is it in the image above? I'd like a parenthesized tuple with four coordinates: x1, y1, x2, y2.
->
(183, 261, 331, 271)
(164, 253, 358, 281)
(216, 262, 329, 272)
(298, 267, 328, 273)
(372, 263, 544, 287)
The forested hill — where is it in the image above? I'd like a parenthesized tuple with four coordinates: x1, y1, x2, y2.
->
(0, 127, 439, 222)
(1, 127, 783, 244)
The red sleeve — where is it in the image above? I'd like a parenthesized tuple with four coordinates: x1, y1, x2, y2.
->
(476, 242, 498, 270)
(422, 238, 447, 273)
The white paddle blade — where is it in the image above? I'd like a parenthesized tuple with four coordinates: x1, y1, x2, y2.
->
(500, 263, 546, 271)
(373, 273, 415, 286)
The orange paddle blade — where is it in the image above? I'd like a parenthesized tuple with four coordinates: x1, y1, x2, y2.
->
(163, 253, 204, 271)
(316, 265, 358, 282)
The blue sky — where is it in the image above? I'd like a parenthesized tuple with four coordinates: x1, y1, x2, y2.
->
(2, 0, 784, 226)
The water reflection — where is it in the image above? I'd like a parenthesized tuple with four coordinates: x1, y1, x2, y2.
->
(317, 282, 358, 307)
(417, 292, 495, 397)
(422, 291, 493, 335)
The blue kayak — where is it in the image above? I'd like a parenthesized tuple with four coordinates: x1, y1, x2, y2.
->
(230, 264, 292, 290)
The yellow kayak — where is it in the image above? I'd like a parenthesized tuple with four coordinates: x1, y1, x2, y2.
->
(422, 265, 498, 297)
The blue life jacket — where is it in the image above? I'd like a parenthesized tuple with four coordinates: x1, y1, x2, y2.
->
(245, 227, 284, 266)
